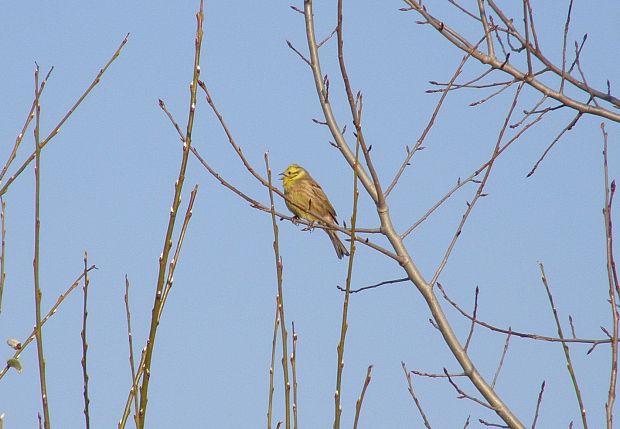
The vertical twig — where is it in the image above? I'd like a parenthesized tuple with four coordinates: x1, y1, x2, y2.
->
(402, 362, 433, 429)
(559, 0, 574, 94)
(477, 0, 494, 58)
(539, 263, 588, 429)
(81, 252, 91, 429)
(602, 123, 618, 429)
(265, 153, 291, 429)
(119, 349, 147, 429)
(522, 0, 533, 76)
(463, 287, 479, 352)
(136, 3, 203, 427)
(333, 93, 362, 429)
(0, 197, 6, 313)
(33, 63, 51, 429)
(124, 276, 139, 427)
(531, 381, 546, 429)
(291, 322, 299, 429)
(352, 365, 373, 429)
(491, 331, 512, 388)
(159, 185, 199, 315)
(335, 0, 383, 206)
(267, 300, 280, 429)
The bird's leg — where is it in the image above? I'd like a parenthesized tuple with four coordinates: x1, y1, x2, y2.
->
(291, 215, 301, 226)
(302, 220, 316, 232)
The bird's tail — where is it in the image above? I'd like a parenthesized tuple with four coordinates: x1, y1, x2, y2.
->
(326, 229, 349, 259)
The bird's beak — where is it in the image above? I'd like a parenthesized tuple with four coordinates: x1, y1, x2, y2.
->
(278, 172, 284, 179)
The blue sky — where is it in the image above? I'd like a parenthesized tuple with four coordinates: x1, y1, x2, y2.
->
(1, 1, 619, 428)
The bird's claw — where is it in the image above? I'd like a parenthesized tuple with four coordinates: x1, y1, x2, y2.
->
(302, 220, 316, 232)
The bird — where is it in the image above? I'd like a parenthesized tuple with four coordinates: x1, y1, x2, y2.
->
(280, 164, 349, 259)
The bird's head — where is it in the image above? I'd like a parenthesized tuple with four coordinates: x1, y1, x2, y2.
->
(279, 164, 307, 185)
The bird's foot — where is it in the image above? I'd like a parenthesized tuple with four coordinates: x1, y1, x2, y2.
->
(302, 220, 316, 232)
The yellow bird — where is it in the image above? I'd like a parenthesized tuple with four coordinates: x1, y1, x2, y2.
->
(280, 164, 349, 259)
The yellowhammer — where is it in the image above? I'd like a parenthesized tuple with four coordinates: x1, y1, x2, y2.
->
(280, 164, 349, 259)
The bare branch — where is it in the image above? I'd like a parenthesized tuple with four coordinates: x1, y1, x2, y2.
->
(444, 369, 495, 410)
(602, 123, 618, 429)
(436, 282, 609, 346)
(531, 381, 546, 429)
(352, 365, 373, 429)
(337, 276, 408, 294)
(0, 266, 97, 380)
(265, 154, 291, 429)
(463, 287, 479, 352)
(123, 276, 139, 427)
(267, 297, 279, 429)
(431, 82, 526, 286)
(403, 0, 620, 119)
(81, 252, 91, 429)
(402, 362, 433, 429)
(0, 35, 130, 198)
(492, 331, 512, 388)
(286, 40, 311, 67)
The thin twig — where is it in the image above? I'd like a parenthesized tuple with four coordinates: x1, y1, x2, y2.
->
(558, 0, 574, 94)
(159, 185, 199, 314)
(137, 5, 202, 427)
(469, 80, 515, 106)
(411, 370, 466, 378)
(0, 266, 97, 380)
(463, 287, 479, 352)
(539, 263, 588, 429)
(403, 0, 620, 119)
(0, 198, 6, 313)
(402, 362, 432, 429)
(81, 252, 91, 429)
(0, 67, 53, 186)
(337, 276, 408, 294)
(336, 1, 384, 207)
(352, 365, 373, 429)
(531, 381, 545, 429)
(265, 153, 291, 429)
(526, 107, 585, 177)
(317, 27, 337, 48)
(303, 0, 379, 203)
(286, 40, 311, 67)
(33, 64, 51, 429)
(444, 369, 495, 410)
(492, 331, 512, 388)
(602, 123, 618, 429)
(291, 323, 299, 429)
(387, 40, 483, 197)
(124, 276, 139, 427)
(119, 348, 147, 429)
(267, 298, 280, 429)
(333, 83, 361, 429)
(431, 82, 525, 286)
(402, 175, 477, 239)
(0, 35, 129, 198)
(436, 282, 608, 346)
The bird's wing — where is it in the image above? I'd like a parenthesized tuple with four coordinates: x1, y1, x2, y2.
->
(309, 180, 338, 224)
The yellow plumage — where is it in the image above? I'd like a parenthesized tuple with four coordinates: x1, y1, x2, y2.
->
(280, 164, 349, 259)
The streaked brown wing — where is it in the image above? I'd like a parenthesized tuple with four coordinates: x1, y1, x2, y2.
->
(308, 180, 338, 223)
